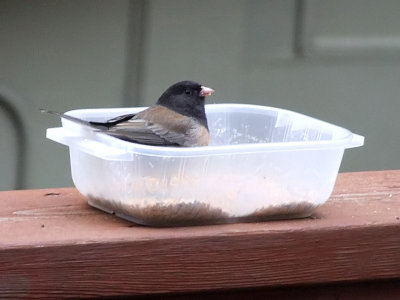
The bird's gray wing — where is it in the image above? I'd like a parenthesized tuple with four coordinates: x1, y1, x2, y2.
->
(107, 118, 183, 146)
(107, 106, 192, 146)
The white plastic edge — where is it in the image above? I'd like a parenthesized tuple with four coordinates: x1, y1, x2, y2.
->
(47, 127, 364, 161)
(45, 104, 365, 160)
(46, 128, 132, 160)
(346, 133, 365, 149)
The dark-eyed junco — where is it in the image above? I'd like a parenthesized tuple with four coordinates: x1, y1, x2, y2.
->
(41, 80, 214, 147)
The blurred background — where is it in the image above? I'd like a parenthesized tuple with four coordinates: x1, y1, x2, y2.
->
(1, 0, 399, 190)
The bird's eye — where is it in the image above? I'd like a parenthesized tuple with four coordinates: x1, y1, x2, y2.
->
(184, 89, 192, 96)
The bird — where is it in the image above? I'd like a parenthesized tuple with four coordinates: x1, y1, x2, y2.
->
(41, 80, 214, 147)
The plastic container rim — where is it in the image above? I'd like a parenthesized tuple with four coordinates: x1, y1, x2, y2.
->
(47, 103, 364, 159)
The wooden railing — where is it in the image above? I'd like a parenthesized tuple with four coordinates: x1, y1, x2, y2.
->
(0, 170, 399, 299)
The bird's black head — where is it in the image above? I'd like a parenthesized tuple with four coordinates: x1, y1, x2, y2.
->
(156, 81, 214, 129)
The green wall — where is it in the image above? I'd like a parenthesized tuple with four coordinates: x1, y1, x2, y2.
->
(1, 0, 399, 189)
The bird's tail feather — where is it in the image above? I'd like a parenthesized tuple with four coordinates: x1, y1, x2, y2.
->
(40, 109, 104, 129)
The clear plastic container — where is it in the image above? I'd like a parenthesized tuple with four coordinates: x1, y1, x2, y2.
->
(46, 104, 364, 226)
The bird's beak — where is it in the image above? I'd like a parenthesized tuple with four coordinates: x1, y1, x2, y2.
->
(200, 86, 215, 97)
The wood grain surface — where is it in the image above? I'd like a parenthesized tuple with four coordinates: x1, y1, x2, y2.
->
(0, 170, 399, 298)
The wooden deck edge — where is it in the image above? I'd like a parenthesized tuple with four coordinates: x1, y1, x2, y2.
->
(0, 170, 399, 298)
(0, 220, 399, 298)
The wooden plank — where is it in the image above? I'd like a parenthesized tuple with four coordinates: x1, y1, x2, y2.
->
(0, 170, 399, 298)
(133, 280, 400, 300)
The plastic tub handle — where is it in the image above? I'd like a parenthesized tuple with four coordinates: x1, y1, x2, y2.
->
(346, 133, 364, 149)
(46, 127, 131, 160)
